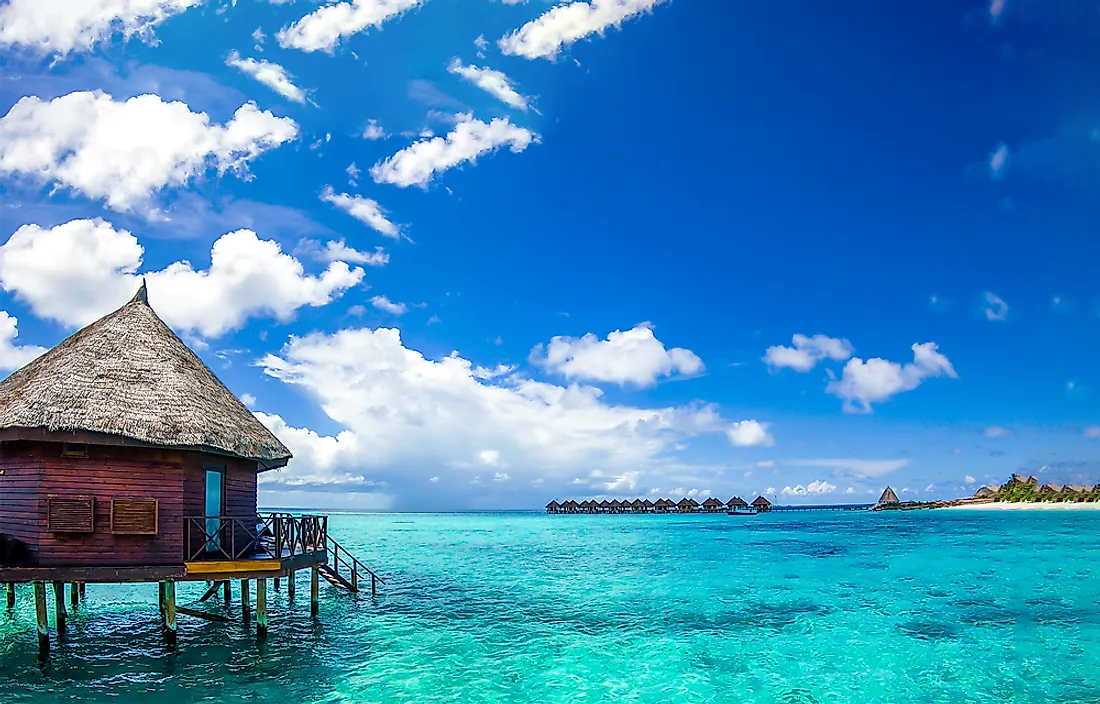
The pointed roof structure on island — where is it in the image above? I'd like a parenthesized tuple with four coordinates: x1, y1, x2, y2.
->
(727, 496, 749, 508)
(877, 487, 900, 505)
(751, 495, 772, 509)
(0, 281, 291, 469)
(973, 486, 997, 498)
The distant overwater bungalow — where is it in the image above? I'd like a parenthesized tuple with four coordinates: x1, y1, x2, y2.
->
(546, 494, 777, 515)
(0, 284, 382, 657)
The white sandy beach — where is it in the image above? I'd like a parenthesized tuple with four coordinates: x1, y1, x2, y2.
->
(944, 502, 1100, 511)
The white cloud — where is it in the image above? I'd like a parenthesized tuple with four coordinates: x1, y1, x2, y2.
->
(790, 458, 909, 479)
(447, 58, 530, 110)
(0, 0, 200, 55)
(370, 295, 407, 316)
(362, 119, 386, 140)
(781, 480, 836, 497)
(989, 0, 1006, 22)
(0, 219, 363, 337)
(226, 51, 308, 104)
(493, 472, 510, 482)
(1084, 427, 1100, 439)
(963, 476, 976, 485)
(0, 311, 46, 372)
(320, 187, 401, 238)
(764, 334, 853, 372)
(764, 487, 776, 494)
(277, 0, 427, 53)
(240, 393, 257, 407)
(499, 0, 666, 60)
(474, 33, 488, 56)
(983, 425, 1011, 438)
(252, 26, 266, 48)
(603, 471, 640, 492)
(756, 460, 775, 468)
(530, 323, 703, 387)
(370, 112, 537, 188)
(429, 476, 441, 483)
(254, 327, 733, 492)
(982, 291, 1008, 321)
(726, 420, 774, 448)
(298, 238, 388, 267)
(824, 342, 957, 413)
(0, 91, 297, 212)
(989, 143, 1009, 179)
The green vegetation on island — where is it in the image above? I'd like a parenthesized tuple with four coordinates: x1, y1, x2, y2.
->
(978, 475, 1100, 503)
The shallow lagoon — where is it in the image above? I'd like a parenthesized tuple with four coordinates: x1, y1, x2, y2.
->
(2, 510, 1099, 703)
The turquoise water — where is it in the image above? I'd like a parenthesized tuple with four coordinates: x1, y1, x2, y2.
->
(3, 510, 1100, 703)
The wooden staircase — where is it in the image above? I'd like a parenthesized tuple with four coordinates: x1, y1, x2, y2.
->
(321, 535, 385, 595)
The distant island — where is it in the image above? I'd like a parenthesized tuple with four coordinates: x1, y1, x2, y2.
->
(872, 475, 1100, 511)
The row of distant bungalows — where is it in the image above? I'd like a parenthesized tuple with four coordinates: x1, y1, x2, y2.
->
(546, 496, 772, 514)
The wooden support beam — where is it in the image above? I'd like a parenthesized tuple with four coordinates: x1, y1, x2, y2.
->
(198, 581, 222, 603)
(371, 573, 377, 597)
(274, 577, 280, 591)
(33, 582, 48, 656)
(52, 581, 67, 633)
(70, 582, 80, 609)
(158, 582, 166, 620)
(5, 582, 13, 609)
(256, 578, 268, 639)
(163, 581, 177, 645)
(79, 582, 86, 598)
(240, 579, 250, 623)
(310, 565, 319, 617)
(287, 570, 296, 601)
(223, 580, 231, 606)
(176, 606, 230, 623)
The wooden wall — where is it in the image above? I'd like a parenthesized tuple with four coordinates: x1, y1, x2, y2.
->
(0, 441, 260, 567)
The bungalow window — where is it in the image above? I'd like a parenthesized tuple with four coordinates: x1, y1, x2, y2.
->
(47, 495, 95, 533)
(111, 498, 159, 535)
(61, 443, 89, 458)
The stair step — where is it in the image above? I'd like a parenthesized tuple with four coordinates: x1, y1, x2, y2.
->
(318, 565, 358, 593)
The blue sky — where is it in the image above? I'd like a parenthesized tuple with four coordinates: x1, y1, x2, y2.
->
(0, 0, 1098, 510)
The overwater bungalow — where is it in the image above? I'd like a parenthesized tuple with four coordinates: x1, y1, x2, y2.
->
(562, 500, 580, 513)
(751, 496, 772, 512)
(630, 499, 646, 513)
(676, 498, 699, 513)
(0, 283, 379, 654)
(546, 500, 561, 514)
(580, 500, 598, 513)
(701, 497, 724, 513)
(598, 500, 612, 513)
(726, 496, 749, 510)
(642, 498, 655, 512)
(877, 487, 900, 505)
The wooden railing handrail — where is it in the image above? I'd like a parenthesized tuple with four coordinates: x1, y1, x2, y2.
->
(184, 513, 328, 562)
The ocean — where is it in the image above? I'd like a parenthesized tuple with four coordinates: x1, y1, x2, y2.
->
(2, 509, 1099, 703)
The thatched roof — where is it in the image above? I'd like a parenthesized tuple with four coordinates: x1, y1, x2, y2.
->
(702, 497, 723, 507)
(751, 496, 771, 507)
(878, 487, 900, 504)
(1065, 485, 1087, 493)
(0, 283, 290, 469)
(973, 487, 996, 498)
(1038, 483, 1063, 493)
(727, 496, 748, 507)
(642, 499, 654, 507)
(546, 500, 561, 508)
(631, 499, 645, 508)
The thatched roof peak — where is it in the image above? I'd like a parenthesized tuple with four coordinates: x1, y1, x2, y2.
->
(878, 487, 900, 504)
(0, 283, 291, 468)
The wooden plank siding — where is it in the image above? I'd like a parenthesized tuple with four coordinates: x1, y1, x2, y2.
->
(0, 440, 262, 567)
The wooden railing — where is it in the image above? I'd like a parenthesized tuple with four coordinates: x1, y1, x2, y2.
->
(183, 513, 328, 562)
(325, 534, 386, 595)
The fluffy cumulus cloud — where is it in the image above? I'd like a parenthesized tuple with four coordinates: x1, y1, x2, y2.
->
(764, 334, 853, 372)
(277, 0, 427, 53)
(0, 0, 200, 55)
(0, 219, 363, 337)
(370, 295, 407, 316)
(983, 425, 1011, 438)
(989, 143, 1009, 178)
(726, 420, 774, 447)
(0, 91, 297, 212)
(0, 311, 46, 371)
(530, 323, 703, 387)
(781, 480, 836, 497)
(447, 58, 530, 110)
(254, 327, 735, 499)
(1084, 427, 1100, 439)
(825, 342, 957, 413)
(499, 0, 667, 60)
(226, 51, 309, 104)
(320, 187, 401, 238)
(370, 113, 537, 188)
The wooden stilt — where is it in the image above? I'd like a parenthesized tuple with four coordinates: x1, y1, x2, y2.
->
(79, 582, 86, 599)
(287, 570, 296, 601)
(223, 580, 231, 606)
(310, 565, 319, 617)
(256, 579, 268, 639)
(240, 579, 250, 623)
(33, 582, 48, 656)
(163, 581, 177, 645)
(5, 582, 14, 609)
(274, 577, 280, 591)
(52, 581, 67, 633)
(158, 582, 166, 620)
(70, 582, 80, 609)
